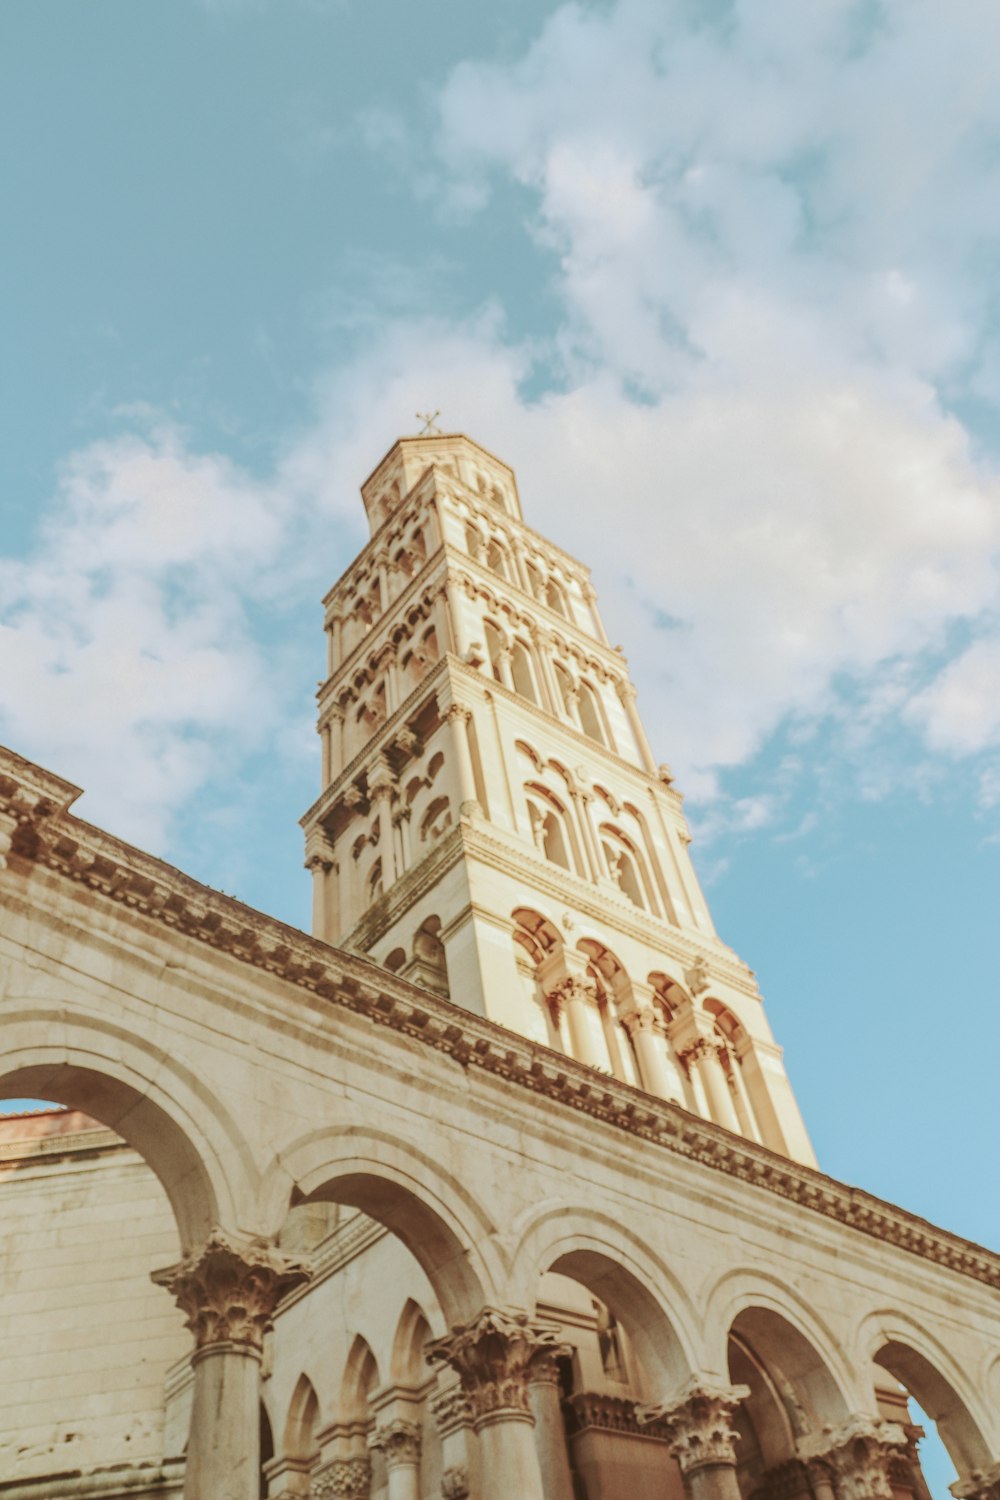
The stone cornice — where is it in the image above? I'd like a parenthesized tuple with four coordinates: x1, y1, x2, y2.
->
(3, 743, 1000, 1296)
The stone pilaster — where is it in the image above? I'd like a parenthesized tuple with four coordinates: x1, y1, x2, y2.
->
(639, 1379, 749, 1500)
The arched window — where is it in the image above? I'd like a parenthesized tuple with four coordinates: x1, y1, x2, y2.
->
(553, 662, 576, 719)
(578, 680, 610, 748)
(366, 859, 384, 905)
(546, 576, 569, 618)
(420, 796, 452, 843)
(706, 1000, 761, 1143)
(600, 826, 653, 911)
(410, 915, 449, 997)
(465, 522, 485, 561)
(486, 538, 510, 580)
(581, 942, 640, 1088)
(525, 562, 546, 601)
(483, 620, 507, 684)
(525, 786, 575, 872)
(510, 640, 539, 704)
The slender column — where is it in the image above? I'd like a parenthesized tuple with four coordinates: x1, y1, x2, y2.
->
(153, 1232, 309, 1500)
(679, 1038, 741, 1134)
(393, 807, 412, 870)
(530, 627, 562, 714)
(328, 706, 346, 776)
(547, 977, 603, 1069)
(563, 685, 584, 732)
(616, 680, 657, 774)
(494, 646, 516, 692)
(444, 578, 468, 656)
(369, 1420, 421, 1500)
(382, 649, 400, 715)
(527, 1349, 575, 1500)
(306, 832, 336, 943)
(639, 1378, 749, 1500)
(427, 1307, 560, 1500)
(623, 1008, 680, 1102)
(443, 703, 482, 816)
(799, 1416, 910, 1500)
(367, 760, 398, 884)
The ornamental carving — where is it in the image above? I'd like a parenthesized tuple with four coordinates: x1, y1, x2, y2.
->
(152, 1231, 309, 1352)
(431, 1382, 474, 1436)
(952, 1461, 1000, 1500)
(368, 1419, 422, 1467)
(545, 977, 598, 1024)
(622, 1007, 665, 1038)
(426, 1306, 563, 1427)
(677, 1036, 727, 1077)
(441, 1466, 471, 1500)
(311, 1455, 372, 1498)
(799, 1417, 909, 1500)
(638, 1378, 750, 1474)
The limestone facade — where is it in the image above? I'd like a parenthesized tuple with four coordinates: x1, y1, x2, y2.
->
(0, 434, 998, 1500)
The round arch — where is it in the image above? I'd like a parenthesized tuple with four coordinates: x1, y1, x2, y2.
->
(0, 1008, 256, 1248)
(704, 1269, 859, 1409)
(510, 1204, 701, 1393)
(856, 1312, 995, 1475)
(259, 1126, 503, 1324)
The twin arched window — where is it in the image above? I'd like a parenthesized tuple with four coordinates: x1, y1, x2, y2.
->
(526, 786, 575, 871)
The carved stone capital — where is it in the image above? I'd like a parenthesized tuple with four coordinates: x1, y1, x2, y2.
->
(622, 1006, 665, 1038)
(443, 702, 473, 726)
(369, 1418, 422, 1467)
(952, 1460, 1000, 1500)
(311, 1454, 373, 1497)
(431, 1381, 474, 1437)
(545, 976, 597, 1023)
(441, 1466, 470, 1500)
(677, 1036, 727, 1076)
(638, 1378, 750, 1474)
(799, 1417, 909, 1500)
(426, 1306, 563, 1429)
(152, 1231, 309, 1353)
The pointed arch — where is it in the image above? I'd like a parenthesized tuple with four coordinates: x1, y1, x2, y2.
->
(391, 1298, 436, 1386)
(283, 1373, 321, 1465)
(341, 1333, 380, 1426)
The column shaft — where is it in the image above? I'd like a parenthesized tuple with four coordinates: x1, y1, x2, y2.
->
(528, 1372, 574, 1500)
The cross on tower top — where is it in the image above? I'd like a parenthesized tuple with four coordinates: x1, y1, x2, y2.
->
(416, 409, 443, 436)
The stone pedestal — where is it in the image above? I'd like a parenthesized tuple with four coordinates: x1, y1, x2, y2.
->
(427, 1306, 561, 1500)
(153, 1231, 309, 1500)
(639, 1377, 750, 1500)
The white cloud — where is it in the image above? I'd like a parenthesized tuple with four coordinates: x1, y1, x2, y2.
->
(906, 639, 1000, 756)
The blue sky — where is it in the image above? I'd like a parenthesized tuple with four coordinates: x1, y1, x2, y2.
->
(1, 1, 999, 1475)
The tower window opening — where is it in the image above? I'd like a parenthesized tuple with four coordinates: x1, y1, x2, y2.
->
(420, 796, 452, 844)
(366, 859, 384, 905)
(483, 620, 507, 685)
(600, 829, 648, 910)
(526, 789, 574, 872)
(510, 640, 539, 704)
(486, 538, 509, 580)
(578, 680, 609, 748)
(546, 576, 569, 618)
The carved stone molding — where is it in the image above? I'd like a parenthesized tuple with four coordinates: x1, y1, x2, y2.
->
(368, 1418, 422, 1467)
(638, 1378, 750, 1475)
(426, 1306, 563, 1429)
(570, 1391, 664, 1437)
(151, 1230, 310, 1353)
(798, 1417, 909, 1500)
(952, 1460, 1000, 1500)
(311, 1455, 372, 1499)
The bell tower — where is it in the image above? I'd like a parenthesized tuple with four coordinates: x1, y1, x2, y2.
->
(301, 431, 815, 1165)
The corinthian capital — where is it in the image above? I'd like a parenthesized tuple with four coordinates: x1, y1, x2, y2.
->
(369, 1419, 422, 1467)
(426, 1306, 563, 1428)
(799, 1416, 909, 1500)
(638, 1378, 749, 1474)
(311, 1456, 371, 1500)
(151, 1230, 310, 1353)
(952, 1461, 1000, 1500)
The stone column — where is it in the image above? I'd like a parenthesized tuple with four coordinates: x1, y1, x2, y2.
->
(328, 706, 346, 776)
(799, 1416, 910, 1500)
(369, 1420, 422, 1500)
(527, 1348, 575, 1500)
(639, 1378, 749, 1500)
(546, 977, 604, 1069)
(443, 703, 482, 816)
(427, 1307, 560, 1500)
(569, 787, 604, 882)
(153, 1232, 309, 1500)
(952, 1461, 1000, 1500)
(623, 1007, 680, 1102)
(493, 646, 516, 693)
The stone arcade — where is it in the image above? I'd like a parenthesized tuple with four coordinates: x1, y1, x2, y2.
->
(0, 432, 998, 1500)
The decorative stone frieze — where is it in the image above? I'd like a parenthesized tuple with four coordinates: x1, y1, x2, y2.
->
(798, 1417, 909, 1500)
(311, 1455, 372, 1499)
(151, 1230, 310, 1352)
(952, 1461, 1000, 1500)
(368, 1418, 422, 1467)
(570, 1391, 663, 1437)
(638, 1378, 750, 1475)
(441, 1466, 471, 1500)
(426, 1306, 563, 1429)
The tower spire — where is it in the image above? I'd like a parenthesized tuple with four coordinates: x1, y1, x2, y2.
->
(301, 431, 815, 1166)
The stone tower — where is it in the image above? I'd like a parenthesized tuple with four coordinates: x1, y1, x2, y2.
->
(302, 432, 814, 1165)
